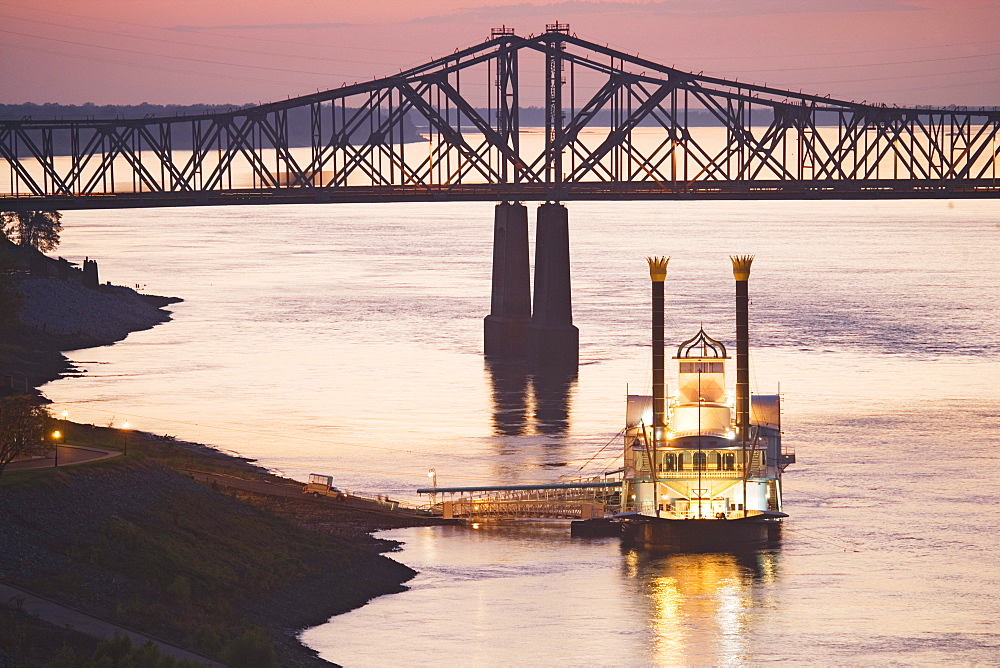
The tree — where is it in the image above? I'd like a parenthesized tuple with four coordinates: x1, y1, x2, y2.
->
(1, 210, 63, 252)
(0, 394, 47, 477)
(0, 255, 21, 333)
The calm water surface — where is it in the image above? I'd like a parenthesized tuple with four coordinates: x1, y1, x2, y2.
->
(45, 200, 1000, 664)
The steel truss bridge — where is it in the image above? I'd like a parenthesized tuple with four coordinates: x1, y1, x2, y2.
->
(3, 24, 1000, 211)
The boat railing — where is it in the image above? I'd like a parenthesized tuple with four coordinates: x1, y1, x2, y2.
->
(631, 466, 767, 479)
(624, 504, 769, 520)
(779, 446, 796, 469)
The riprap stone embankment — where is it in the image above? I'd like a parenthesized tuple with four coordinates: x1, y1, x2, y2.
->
(17, 277, 177, 348)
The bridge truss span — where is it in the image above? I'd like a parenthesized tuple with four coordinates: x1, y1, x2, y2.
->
(3, 27, 1000, 209)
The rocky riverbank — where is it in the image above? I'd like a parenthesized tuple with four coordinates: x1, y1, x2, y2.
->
(1, 275, 181, 394)
(17, 277, 179, 347)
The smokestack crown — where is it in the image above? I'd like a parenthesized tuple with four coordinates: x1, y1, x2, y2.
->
(646, 256, 670, 282)
(730, 255, 754, 281)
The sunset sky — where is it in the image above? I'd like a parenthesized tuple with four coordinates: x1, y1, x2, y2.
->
(1, 0, 997, 108)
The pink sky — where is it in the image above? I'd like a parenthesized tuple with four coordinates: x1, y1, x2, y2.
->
(1, 0, 996, 107)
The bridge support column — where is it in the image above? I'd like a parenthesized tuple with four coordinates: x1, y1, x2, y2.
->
(526, 203, 578, 370)
(484, 202, 532, 360)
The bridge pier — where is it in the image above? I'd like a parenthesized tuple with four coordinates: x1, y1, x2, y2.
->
(484, 202, 532, 360)
(526, 203, 578, 370)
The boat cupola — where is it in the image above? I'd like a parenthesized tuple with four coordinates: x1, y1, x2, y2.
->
(673, 327, 729, 405)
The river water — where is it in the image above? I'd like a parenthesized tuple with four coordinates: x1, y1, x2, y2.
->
(44, 199, 999, 664)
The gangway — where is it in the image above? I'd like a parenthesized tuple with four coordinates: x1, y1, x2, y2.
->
(416, 476, 622, 521)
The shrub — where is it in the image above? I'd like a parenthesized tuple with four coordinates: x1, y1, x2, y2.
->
(166, 575, 192, 603)
(221, 628, 277, 668)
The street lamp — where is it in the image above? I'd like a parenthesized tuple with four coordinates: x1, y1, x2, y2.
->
(51, 430, 61, 467)
(122, 421, 130, 456)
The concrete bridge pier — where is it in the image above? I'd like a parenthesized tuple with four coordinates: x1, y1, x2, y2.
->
(526, 202, 579, 370)
(484, 202, 532, 360)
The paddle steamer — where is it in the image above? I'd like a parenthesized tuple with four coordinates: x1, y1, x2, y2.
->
(617, 256, 793, 550)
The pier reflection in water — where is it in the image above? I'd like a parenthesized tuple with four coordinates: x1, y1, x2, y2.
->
(486, 361, 576, 436)
(624, 548, 778, 665)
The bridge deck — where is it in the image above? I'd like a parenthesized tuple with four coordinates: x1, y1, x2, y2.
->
(3, 180, 997, 211)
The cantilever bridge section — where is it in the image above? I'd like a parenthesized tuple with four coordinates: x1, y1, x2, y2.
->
(3, 25, 1000, 210)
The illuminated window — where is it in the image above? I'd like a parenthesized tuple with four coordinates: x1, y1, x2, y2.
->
(723, 453, 736, 470)
(680, 362, 724, 373)
(693, 452, 707, 470)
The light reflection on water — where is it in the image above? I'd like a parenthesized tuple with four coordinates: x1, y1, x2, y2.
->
(301, 523, 784, 666)
(632, 550, 775, 666)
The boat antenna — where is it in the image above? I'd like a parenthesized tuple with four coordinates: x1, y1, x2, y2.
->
(697, 369, 703, 518)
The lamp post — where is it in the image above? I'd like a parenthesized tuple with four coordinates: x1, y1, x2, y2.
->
(428, 469, 437, 505)
(51, 430, 61, 467)
(122, 421, 130, 457)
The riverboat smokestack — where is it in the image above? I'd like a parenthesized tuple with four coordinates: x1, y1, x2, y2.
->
(647, 256, 669, 444)
(730, 255, 754, 445)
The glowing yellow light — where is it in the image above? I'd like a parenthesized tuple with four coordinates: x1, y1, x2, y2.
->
(726, 430, 735, 439)
(60, 410, 69, 419)
(52, 431, 61, 439)
(122, 421, 130, 430)
(471, 523, 481, 529)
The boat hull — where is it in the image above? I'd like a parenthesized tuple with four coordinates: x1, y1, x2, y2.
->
(621, 516, 775, 551)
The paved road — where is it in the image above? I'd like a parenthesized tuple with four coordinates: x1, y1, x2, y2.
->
(7, 445, 120, 471)
(184, 469, 304, 497)
(183, 469, 433, 518)
(0, 582, 222, 666)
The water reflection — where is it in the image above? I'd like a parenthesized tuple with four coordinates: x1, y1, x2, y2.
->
(531, 370, 575, 434)
(623, 548, 781, 665)
(485, 361, 576, 436)
(485, 361, 530, 435)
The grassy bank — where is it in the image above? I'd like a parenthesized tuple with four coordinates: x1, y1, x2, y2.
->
(1, 424, 441, 666)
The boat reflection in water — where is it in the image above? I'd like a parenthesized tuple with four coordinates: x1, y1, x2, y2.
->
(623, 547, 781, 665)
